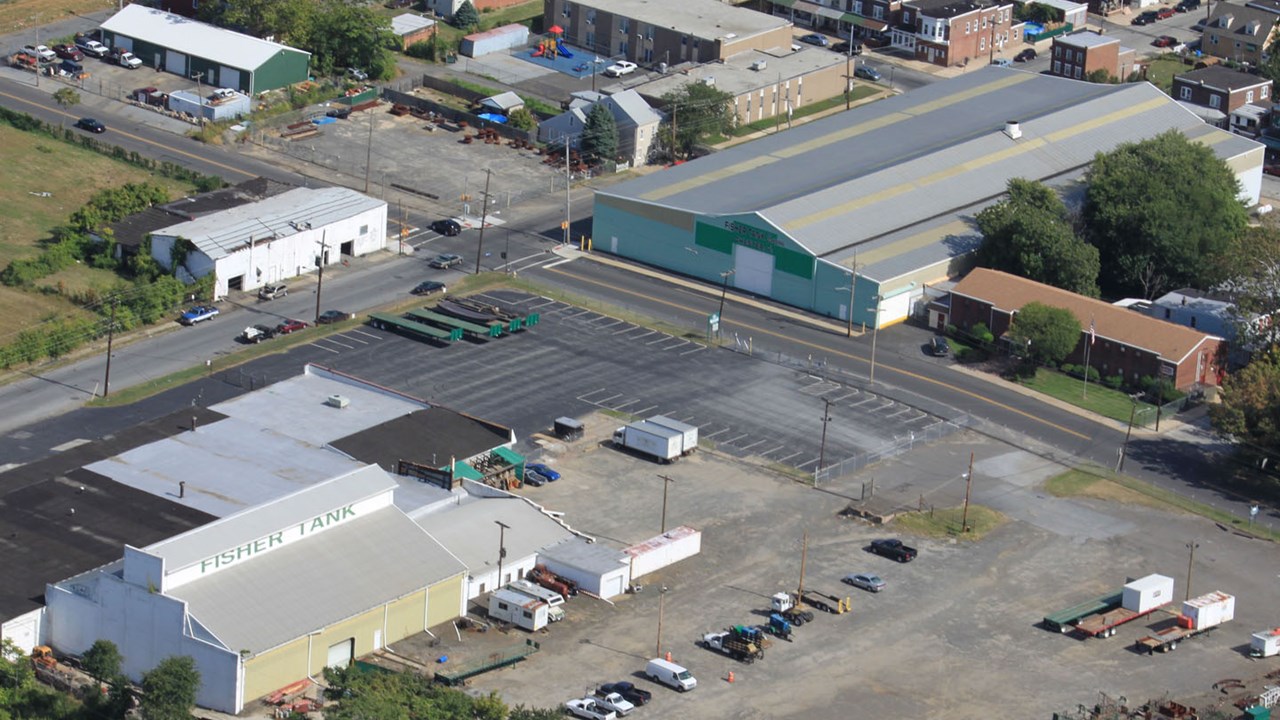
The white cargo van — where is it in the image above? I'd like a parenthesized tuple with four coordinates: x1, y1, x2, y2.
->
(645, 658, 696, 691)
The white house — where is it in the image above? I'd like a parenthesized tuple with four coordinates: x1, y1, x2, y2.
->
(538, 89, 663, 167)
(149, 187, 388, 299)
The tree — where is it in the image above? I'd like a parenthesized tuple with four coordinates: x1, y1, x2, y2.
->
(656, 81, 736, 161)
(139, 656, 199, 720)
(1261, 35, 1280, 85)
(52, 88, 80, 127)
(506, 107, 537, 132)
(1214, 225, 1280, 349)
(1083, 68, 1113, 84)
(975, 178, 1101, 296)
(1210, 348, 1280, 453)
(83, 639, 123, 682)
(452, 0, 479, 29)
(198, 0, 315, 46)
(1009, 301, 1081, 366)
(307, 3, 398, 78)
(580, 102, 619, 164)
(1083, 130, 1249, 298)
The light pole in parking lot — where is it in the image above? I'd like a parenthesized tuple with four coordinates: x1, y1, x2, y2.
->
(654, 585, 669, 658)
(473, 168, 493, 274)
(867, 295, 883, 384)
(960, 451, 975, 534)
(716, 269, 735, 337)
(656, 474, 676, 534)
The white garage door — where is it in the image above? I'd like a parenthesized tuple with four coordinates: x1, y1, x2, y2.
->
(879, 290, 913, 327)
(219, 66, 241, 92)
(165, 50, 187, 75)
(733, 245, 774, 297)
(326, 639, 353, 669)
(600, 571, 627, 600)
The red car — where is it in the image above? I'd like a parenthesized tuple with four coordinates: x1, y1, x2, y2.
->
(53, 44, 83, 61)
(276, 319, 308, 334)
(1152, 35, 1177, 47)
(1156, 7, 1176, 18)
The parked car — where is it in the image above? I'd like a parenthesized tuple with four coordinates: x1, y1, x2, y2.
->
(1152, 35, 1178, 47)
(411, 280, 447, 296)
(53, 44, 83, 61)
(345, 67, 369, 82)
(929, 336, 950, 357)
(1132, 10, 1160, 24)
(991, 57, 1012, 67)
(598, 682, 652, 707)
(23, 44, 56, 62)
(1156, 6, 1176, 18)
(1015, 48, 1037, 62)
(431, 219, 462, 236)
(110, 48, 142, 68)
(316, 310, 349, 324)
(524, 467, 554, 486)
(832, 40, 863, 55)
(799, 32, 829, 46)
(1176, 0, 1200, 11)
(276, 319, 309, 334)
(257, 284, 288, 301)
(854, 65, 882, 81)
(179, 305, 219, 325)
(74, 117, 106, 134)
(564, 698, 616, 720)
(868, 538, 918, 563)
(241, 324, 277, 343)
(429, 253, 463, 269)
(74, 37, 108, 57)
(326, 106, 351, 120)
(603, 60, 637, 77)
(842, 573, 887, 593)
(525, 463, 561, 482)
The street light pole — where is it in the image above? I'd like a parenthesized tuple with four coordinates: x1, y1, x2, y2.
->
(960, 451, 975, 533)
(868, 295, 882, 384)
(1185, 540, 1199, 601)
(313, 227, 326, 326)
(657, 474, 676, 533)
(716, 269, 735, 335)
(655, 586, 669, 657)
(102, 297, 118, 398)
(495, 520, 511, 590)
(818, 398, 833, 473)
(474, 167, 492, 274)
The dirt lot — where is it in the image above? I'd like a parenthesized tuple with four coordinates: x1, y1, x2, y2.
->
(385, 422, 1280, 719)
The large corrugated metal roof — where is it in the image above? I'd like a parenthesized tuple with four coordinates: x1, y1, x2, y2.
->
(170, 506, 463, 655)
(583, 0, 790, 39)
(414, 497, 574, 571)
(153, 187, 385, 262)
(101, 5, 308, 70)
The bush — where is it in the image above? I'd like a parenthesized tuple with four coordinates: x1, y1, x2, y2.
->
(1103, 374, 1124, 390)
(1060, 363, 1075, 375)
(970, 322, 995, 345)
(406, 40, 435, 60)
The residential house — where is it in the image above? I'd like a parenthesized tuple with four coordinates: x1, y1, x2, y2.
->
(538, 89, 662, 166)
(1173, 65, 1272, 135)
(765, 0, 896, 44)
(545, 0, 794, 66)
(892, 0, 1020, 67)
(427, 0, 526, 20)
(1048, 31, 1136, 80)
(946, 268, 1224, 389)
(1015, 0, 1087, 29)
(1202, 4, 1279, 66)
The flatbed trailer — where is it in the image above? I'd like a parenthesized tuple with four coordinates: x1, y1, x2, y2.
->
(369, 313, 462, 342)
(1043, 590, 1123, 634)
(1076, 602, 1169, 638)
(1134, 624, 1216, 654)
(800, 590, 851, 615)
(406, 307, 503, 338)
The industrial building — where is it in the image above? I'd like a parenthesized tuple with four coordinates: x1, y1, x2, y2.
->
(149, 187, 388, 300)
(100, 4, 310, 96)
(591, 67, 1264, 329)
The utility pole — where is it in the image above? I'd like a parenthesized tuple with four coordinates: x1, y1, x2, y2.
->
(818, 398, 832, 473)
(563, 138, 571, 246)
(1184, 540, 1199, 601)
(494, 520, 510, 590)
(868, 296, 881, 384)
(363, 108, 374, 194)
(845, 24, 855, 111)
(797, 532, 808, 598)
(657, 474, 676, 533)
(960, 451, 975, 534)
(474, 168, 492, 274)
(654, 586, 668, 657)
(314, 229, 328, 325)
(670, 104, 678, 161)
(102, 297, 118, 398)
(1118, 402, 1136, 472)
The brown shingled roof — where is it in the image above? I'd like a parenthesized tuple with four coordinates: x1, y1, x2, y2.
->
(951, 268, 1218, 363)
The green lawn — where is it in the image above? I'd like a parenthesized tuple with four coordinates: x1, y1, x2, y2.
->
(1016, 367, 1153, 423)
(732, 86, 880, 136)
(1142, 53, 1193, 93)
(430, 0, 543, 47)
(893, 505, 1006, 540)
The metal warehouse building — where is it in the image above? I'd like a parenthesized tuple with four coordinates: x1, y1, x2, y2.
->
(592, 67, 1264, 329)
(100, 4, 310, 95)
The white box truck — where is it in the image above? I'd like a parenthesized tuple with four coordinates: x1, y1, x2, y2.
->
(488, 588, 549, 631)
(507, 580, 566, 622)
(645, 416, 698, 456)
(1251, 628, 1280, 658)
(613, 421, 683, 463)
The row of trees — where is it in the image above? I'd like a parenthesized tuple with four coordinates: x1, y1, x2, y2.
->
(322, 664, 560, 720)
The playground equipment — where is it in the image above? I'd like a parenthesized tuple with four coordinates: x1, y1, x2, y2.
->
(532, 25, 573, 59)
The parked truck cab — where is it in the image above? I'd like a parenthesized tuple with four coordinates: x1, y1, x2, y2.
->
(645, 658, 696, 691)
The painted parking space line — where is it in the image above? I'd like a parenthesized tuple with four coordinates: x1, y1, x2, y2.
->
(616, 326, 646, 336)
(829, 390, 859, 402)
(349, 329, 382, 340)
(563, 308, 594, 319)
(646, 334, 674, 345)
(760, 445, 787, 457)
(318, 337, 356, 349)
(594, 393, 622, 405)
(595, 319, 624, 330)
(612, 399, 641, 411)
(774, 451, 804, 463)
(739, 439, 767, 451)
(885, 407, 914, 419)
(576, 388, 613, 402)
(633, 405, 659, 416)
(722, 433, 750, 445)
(524, 298, 558, 311)
(336, 334, 369, 345)
(661, 340, 691, 350)
(309, 343, 340, 354)
(795, 458, 820, 470)
(704, 428, 732, 439)
(680, 346, 704, 356)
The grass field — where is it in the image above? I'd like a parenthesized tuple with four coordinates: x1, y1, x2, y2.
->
(0, 124, 196, 339)
(893, 505, 1006, 539)
(1015, 367, 1154, 424)
(1143, 53, 1194, 93)
(0, 0, 114, 33)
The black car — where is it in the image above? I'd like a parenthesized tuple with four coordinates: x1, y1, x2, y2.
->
(1132, 10, 1159, 24)
(1176, 0, 1200, 11)
(411, 280, 447, 296)
(929, 336, 950, 357)
(429, 253, 463, 269)
(431, 219, 462, 236)
(326, 106, 351, 120)
(75, 117, 105, 134)
(1014, 48, 1037, 62)
(832, 40, 863, 55)
(316, 310, 350, 324)
(599, 682, 652, 707)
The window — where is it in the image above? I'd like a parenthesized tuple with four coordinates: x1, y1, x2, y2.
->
(1190, 316, 1198, 328)
(523, 610, 533, 619)
(1179, 85, 1192, 100)
(965, 20, 971, 33)
(498, 602, 509, 610)
(646, 24, 654, 40)
(585, 30, 595, 46)
(1247, 89, 1255, 102)
(1210, 94, 1221, 108)
(1165, 308, 1172, 319)
(873, 5, 884, 19)
(854, 0, 863, 12)
(1074, 66, 1082, 79)
(359, 224, 368, 235)
(1076, 50, 1083, 63)
(1053, 60, 1061, 74)
(620, 18, 629, 34)
(562, 1, 572, 18)
(1264, 86, 1271, 98)
(980, 37, 986, 50)
(587, 8, 595, 24)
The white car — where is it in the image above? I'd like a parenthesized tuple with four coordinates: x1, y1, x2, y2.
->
(603, 60, 637, 77)
(565, 697, 617, 720)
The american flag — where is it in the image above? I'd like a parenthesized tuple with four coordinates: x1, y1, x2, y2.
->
(1089, 317, 1096, 345)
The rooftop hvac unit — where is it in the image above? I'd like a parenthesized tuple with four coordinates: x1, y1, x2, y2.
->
(750, 60, 767, 71)
(702, 76, 715, 87)
(327, 394, 350, 409)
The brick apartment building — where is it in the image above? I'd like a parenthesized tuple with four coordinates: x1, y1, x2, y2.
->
(891, 0, 1018, 67)
(1173, 65, 1272, 114)
(1049, 30, 1137, 80)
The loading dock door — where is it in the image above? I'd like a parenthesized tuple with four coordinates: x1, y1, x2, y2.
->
(733, 244, 773, 297)
(326, 639, 353, 669)
(165, 50, 187, 76)
(219, 66, 241, 91)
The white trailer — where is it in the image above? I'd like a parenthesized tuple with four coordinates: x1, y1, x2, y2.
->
(506, 580, 566, 622)
(1135, 591, 1235, 654)
(488, 588, 549, 631)
(1251, 628, 1280, 658)
(645, 416, 698, 455)
(612, 421, 683, 463)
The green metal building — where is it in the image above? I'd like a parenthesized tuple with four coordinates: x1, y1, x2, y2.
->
(100, 4, 310, 96)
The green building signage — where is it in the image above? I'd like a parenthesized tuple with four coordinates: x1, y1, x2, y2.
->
(694, 219, 814, 279)
(198, 505, 356, 574)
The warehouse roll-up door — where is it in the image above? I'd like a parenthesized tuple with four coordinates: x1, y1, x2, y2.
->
(219, 66, 241, 92)
(326, 639, 353, 669)
(733, 245, 773, 297)
(165, 50, 187, 76)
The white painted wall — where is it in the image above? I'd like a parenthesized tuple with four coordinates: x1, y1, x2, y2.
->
(0, 607, 45, 654)
(541, 558, 629, 599)
(466, 552, 537, 600)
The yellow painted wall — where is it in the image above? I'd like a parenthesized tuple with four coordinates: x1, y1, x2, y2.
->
(427, 574, 464, 628)
(242, 636, 308, 703)
(386, 591, 427, 640)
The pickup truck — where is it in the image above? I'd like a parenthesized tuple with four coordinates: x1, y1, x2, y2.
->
(74, 37, 108, 57)
(110, 48, 142, 68)
(23, 44, 56, 62)
(869, 538, 917, 563)
(241, 325, 277, 343)
(179, 305, 219, 325)
(589, 691, 635, 717)
(565, 698, 616, 720)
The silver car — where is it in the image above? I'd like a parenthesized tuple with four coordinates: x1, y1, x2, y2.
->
(842, 573, 886, 592)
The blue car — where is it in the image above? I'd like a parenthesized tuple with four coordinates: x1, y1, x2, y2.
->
(179, 305, 219, 325)
(525, 463, 561, 482)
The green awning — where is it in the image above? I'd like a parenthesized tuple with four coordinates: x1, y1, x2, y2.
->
(452, 462, 484, 480)
(770, 0, 797, 7)
(493, 446, 525, 467)
(842, 13, 889, 31)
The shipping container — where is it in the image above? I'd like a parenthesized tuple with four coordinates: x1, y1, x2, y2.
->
(1183, 591, 1235, 631)
(625, 526, 702, 580)
(1122, 574, 1175, 614)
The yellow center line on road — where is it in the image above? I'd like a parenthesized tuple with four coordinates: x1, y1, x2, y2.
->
(0, 89, 257, 180)
(546, 265, 1095, 441)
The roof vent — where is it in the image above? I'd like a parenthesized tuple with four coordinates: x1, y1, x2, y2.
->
(750, 59, 767, 71)
(327, 394, 350, 409)
(1004, 120, 1022, 140)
